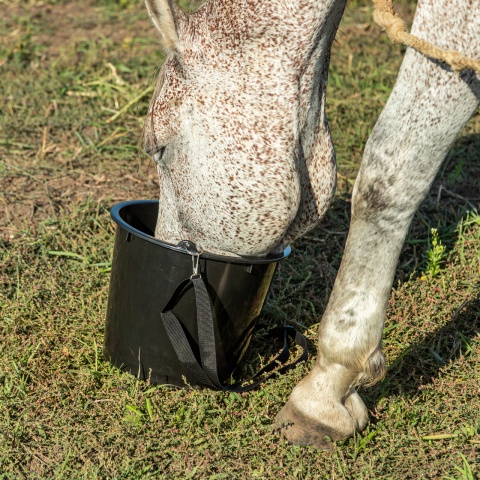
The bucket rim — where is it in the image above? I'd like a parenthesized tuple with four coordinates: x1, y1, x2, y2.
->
(110, 200, 291, 264)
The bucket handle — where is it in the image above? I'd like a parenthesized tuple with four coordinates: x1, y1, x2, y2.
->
(160, 275, 308, 392)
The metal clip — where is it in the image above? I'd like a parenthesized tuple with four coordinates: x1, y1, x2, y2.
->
(176, 240, 204, 279)
(191, 252, 201, 279)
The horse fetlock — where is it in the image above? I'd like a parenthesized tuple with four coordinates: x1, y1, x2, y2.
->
(355, 349, 387, 387)
(329, 344, 386, 387)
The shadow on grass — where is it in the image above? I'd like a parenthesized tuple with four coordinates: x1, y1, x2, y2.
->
(371, 133, 480, 400)
(366, 293, 479, 405)
(248, 132, 479, 395)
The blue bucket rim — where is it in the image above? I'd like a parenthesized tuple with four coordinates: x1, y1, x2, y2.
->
(110, 200, 291, 265)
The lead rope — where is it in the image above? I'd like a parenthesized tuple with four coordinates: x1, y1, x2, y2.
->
(372, 0, 480, 74)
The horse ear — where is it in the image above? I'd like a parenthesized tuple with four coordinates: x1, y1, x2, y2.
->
(145, 0, 182, 53)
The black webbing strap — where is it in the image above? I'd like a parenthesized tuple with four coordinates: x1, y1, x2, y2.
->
(192, 277, 223, 387)
(160, 275, 308, 392)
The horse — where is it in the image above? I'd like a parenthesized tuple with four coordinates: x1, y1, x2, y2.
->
(143, 0, 480, 448)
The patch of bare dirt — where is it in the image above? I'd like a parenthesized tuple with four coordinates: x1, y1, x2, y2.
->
(0, 162, 158, 241)
(0, 2, 160, 241)
(1, 2, 154, 59)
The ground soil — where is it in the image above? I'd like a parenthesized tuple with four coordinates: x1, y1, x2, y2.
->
(0, 1, 159, 240)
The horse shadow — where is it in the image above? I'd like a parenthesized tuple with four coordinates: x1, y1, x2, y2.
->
(253, 132, 479, 402)
(365, 294, 479, 407)
(370, 132, 479, 403)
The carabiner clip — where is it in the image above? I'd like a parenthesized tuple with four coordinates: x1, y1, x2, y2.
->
(191, 252, 202, 279)
(176, 240, 204, 279)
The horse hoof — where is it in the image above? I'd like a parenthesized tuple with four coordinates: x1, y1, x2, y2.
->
(273, 400, 340, 449)
(273, 387, 369, 449)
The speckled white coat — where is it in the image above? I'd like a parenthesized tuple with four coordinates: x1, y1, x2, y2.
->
(145, 0, 345, 256)
(145, 0, 480, 448)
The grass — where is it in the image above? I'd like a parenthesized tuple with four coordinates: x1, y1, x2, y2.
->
(1, 0, 479, 478)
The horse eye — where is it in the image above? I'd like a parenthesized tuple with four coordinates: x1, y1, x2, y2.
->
(146, 145, 166, 163)
(153, 146, 166, 163)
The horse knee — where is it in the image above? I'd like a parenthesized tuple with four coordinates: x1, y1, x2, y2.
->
(351, 141, 420, 232)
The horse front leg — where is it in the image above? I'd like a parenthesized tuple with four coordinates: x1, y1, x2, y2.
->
(274, 40, 480, 448)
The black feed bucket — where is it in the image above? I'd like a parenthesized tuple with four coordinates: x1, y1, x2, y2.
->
(104, 200, 307, 390)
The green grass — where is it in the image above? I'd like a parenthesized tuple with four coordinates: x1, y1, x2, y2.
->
(1, 0, 479, 478)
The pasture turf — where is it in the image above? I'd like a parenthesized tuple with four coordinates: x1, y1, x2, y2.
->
(1, 0, 479, 478)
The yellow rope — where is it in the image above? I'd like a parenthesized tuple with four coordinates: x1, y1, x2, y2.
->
(372, 0, 480, 73)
